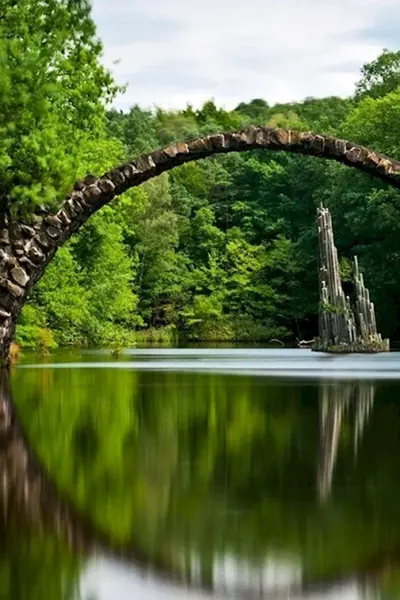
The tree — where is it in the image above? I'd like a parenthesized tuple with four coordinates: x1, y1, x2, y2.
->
(155, 109, 200, 145)
(0, 0, 118, 213)
(107, 105, 158, 155)
(236, 98, 270, 121)
(30, 245, 90, 346)
(75, 215, 139, 343)
(342, 87, 400, 157)
(355, 49, 400, 101)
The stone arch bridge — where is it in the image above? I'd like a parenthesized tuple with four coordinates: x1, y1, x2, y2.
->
(0, 126, 400, 361)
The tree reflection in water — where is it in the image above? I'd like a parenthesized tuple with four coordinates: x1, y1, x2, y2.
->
(2, 364, 400, 599)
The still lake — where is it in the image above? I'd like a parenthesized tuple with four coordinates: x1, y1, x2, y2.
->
(4, 347, 400, 599)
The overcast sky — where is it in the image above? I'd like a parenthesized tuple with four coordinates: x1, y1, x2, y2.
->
(91, 0, 400, 111)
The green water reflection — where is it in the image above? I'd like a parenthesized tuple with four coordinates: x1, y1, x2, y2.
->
(6, 353, 400, 598)
(0, 519, 81, 600)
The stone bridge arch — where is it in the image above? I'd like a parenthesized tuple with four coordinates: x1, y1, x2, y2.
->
(1, 126, 400, 361)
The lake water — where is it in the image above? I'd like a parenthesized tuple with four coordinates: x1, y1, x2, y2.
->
(3, 347, 400, 599)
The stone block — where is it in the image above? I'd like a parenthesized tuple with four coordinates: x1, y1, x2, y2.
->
(10, 267, 29, 287)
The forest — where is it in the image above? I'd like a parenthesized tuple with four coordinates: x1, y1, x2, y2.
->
(5, 1, 400, 349)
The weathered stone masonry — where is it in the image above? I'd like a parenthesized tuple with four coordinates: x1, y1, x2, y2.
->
(1, 126, 400, 362)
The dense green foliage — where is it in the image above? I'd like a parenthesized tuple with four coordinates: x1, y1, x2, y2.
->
(0, 0, 119, 214)
(7, 1, 400, 346)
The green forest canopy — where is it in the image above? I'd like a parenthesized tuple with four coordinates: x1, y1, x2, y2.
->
(5, 2, 400, 347)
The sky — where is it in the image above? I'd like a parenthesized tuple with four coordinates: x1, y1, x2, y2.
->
(91, 0, 400, 112)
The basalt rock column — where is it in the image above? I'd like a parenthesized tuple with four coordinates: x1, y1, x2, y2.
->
(353, 256, 382, 344)
(316, 206, 356, 349)
(314, 205, 388, 353)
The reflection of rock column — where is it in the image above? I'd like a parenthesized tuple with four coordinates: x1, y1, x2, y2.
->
(317, 381, 375, 503)
(354, 382, 375, 459)
(317, 383, 349, 504)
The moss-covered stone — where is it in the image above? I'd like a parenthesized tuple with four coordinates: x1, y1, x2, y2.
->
(312, 337, 390, 354)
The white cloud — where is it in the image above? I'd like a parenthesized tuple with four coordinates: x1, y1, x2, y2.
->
(91, 0, 400, 110)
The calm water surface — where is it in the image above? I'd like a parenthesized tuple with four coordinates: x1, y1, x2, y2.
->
(3, 348, 400, 599)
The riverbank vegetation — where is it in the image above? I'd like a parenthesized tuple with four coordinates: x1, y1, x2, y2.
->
(6, 3, 400, 349)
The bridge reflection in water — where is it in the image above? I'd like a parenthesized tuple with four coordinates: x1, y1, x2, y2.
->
(0, 368, 396, 600)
